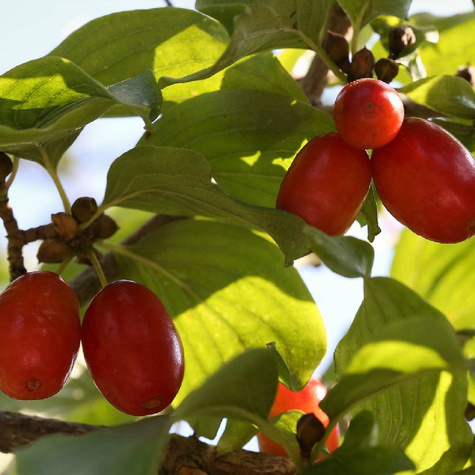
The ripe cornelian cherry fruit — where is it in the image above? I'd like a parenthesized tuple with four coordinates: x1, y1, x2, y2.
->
(333, 78, 404, 149)
(276, 132, 371, 235)
(372, 118, 475, 243)
(82, 280, 185, 416)
(257, 376, 339, 458)
(0, 271, 80, 400)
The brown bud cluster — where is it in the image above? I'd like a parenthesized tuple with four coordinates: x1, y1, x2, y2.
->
(456, 64, 475, 86)
(36, 196, 119, 265)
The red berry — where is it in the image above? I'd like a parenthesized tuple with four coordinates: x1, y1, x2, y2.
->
(257, 376, 339, 458)
(81, 280, 185, 416)
(333, 78, 404, 149)
(0, 271, 80, 400)
(276, 132, 371, 235)
(372, 118, 475, 243)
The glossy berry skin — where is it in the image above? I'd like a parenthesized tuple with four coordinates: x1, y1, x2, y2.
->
(257, 377, 339, 458)
(81, 280, 185, 416)
(0, 271, 80, 400)
(276, 132, 371, 235)
(372, 118, 475, 243)
(333, 78, 404, 149)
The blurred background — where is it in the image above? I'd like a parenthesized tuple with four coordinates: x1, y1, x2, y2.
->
(0, 0, 474, 470)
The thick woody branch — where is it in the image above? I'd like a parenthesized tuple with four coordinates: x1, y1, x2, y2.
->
(0, 412, 297, 475)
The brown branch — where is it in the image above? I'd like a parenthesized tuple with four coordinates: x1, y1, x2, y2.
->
(0, 412, 98, 453)
(298, 4, 352, 106)
(0, 412, 297, 474)
(0, 193, 26, 281)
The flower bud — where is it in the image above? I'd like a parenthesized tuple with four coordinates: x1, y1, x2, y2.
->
(296, 413, 325, 460)
(37, 239, 70, 264)
(375, 58, 399, 83)
(389, 26, 416, 59)
(324, 31, 350, 73)
(94, 214, 119, 239)
(71, 197, 98, 224)
(348, 47, 375, 82)
(51, 212, 79, 241)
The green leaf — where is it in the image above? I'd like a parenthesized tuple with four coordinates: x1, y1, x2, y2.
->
(305, 412, 415, 475)
(176, 348, 278, 421)
(330, 277, 472, 473)
(101, 145, 312, 263)
(400, 75, 475, 120)
(417, 12, 475, 77)
(356, 185, 381, 242)
(15, 416, 171, 475)
(217, 419, 257, 452)
(304, 226, 374, 278)
(306, 446, 415, 475)
(168, 0, 336, 87)
(110, 219, 326, 404)
(391, 229, 475, 330)
(105, 70, 161, 121)
(337, 0, 411, 30)
(50, 8, 229, 93)
(0, 57, 160, 164)
(141, 89, 334, 207)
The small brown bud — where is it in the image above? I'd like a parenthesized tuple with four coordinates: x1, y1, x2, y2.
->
(389, 26, 416, 59)
(456, 64, 475, 86)
(0, 152, 13, 181)
(94, 214, 119, 239)
(71, 197, 98, 224)
(465, 402, 475, 421)
(324, 31, 350, 73)
(375, 58, 399, 83)
(296, 413, 325, 460)
(51, 212, 79, 241)
(37, 239, 70, 264)
(348, 47, 375, 82)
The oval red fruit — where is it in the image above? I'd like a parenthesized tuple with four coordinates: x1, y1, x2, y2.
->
(333, 78, 404, 149)
(0, 271, 80, 400)
(372, 118, 475, 243)
(81, 280, 185, 416)
(257, 376, 339, 458)
(276, 132, 371, 235)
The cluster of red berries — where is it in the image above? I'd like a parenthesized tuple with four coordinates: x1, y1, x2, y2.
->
(0, 271, 184, 416)
(277, 78, 475, 244)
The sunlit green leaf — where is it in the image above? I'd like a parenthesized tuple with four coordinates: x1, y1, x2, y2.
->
(101, 145, 312, 263)
(141, 89, 333, 207)
(417, 13, 475, 77)
(169, 0, 336, 87)
(50, 8, 229, 92)
(400, 75, 475, 120)
(0, 57, 160, 164)
(111, 219, 326, 404)
(306, 412, 415, 474)
(391, 228, 475, 330)
(331, 277, 472, 473)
